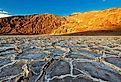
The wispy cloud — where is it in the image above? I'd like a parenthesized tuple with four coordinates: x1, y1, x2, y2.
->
(0, 9, 11, 18)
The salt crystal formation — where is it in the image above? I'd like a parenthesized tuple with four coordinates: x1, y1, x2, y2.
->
(0, 36, 121, 82)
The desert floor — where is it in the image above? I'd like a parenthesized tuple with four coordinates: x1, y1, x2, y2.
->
(0, 36, 121, 82)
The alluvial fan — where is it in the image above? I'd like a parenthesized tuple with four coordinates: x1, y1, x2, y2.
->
(0, 36, 121, 82)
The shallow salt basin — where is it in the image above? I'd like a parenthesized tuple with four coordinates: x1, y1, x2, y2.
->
(0, 36, 121, 82)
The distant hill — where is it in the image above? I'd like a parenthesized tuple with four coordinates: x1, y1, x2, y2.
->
(0, 8, 121, 35)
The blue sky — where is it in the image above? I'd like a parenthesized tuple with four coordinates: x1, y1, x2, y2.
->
(0, 0, 121, 16)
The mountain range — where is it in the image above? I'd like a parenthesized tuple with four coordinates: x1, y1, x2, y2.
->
(0, 8, 121, 35)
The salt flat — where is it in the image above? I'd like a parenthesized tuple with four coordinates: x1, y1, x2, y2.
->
(0, 36, 121, 82)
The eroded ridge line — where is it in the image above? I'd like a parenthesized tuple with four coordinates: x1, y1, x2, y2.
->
(69, 60, 73, 76)
(0, 61, 16, 71)
(95, 57, 121, 75)
(35, 58, 55, 82)
(47, 74, 83, 82)
(74, 68, 107, 82)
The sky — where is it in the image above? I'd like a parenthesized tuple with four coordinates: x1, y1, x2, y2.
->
(0, 0, 121, 16)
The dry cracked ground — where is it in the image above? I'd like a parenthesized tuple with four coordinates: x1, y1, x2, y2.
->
(0, 36, 121, 82)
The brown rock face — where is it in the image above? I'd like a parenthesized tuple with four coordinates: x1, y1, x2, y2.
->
(0, 8, 121, 35)
(0, 14, 66, 35)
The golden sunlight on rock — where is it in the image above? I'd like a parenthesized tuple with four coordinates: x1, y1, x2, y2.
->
(0, 8, 121, 35)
